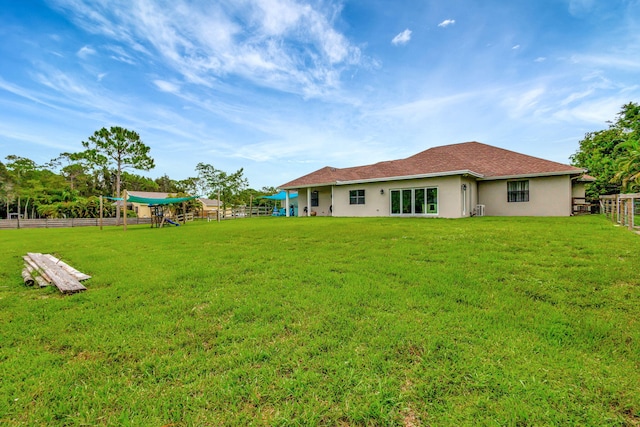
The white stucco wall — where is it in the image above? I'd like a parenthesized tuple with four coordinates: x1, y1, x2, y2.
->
(478, 175, 572, 216)
(309, 175, 477, 218)
(572, 181, 586, 199)
(289, 174, 576, 218)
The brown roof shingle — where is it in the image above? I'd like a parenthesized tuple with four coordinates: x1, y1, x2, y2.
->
(280, 141, 585, 188)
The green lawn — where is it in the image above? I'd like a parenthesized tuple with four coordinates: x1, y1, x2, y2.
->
(1, 216, 639, 426)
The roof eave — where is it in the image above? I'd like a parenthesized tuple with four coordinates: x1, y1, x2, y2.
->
(336, 170, 484, 186)
(279, 181, 337, 190)
(478, 169, 587, 181)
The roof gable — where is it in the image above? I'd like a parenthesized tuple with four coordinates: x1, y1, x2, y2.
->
(280, 142, 585, 188)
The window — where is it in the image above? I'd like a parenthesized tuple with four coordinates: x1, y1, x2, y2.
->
(426, 188, 438, 213)
(311, 191, 319, 207)
(508, 180, 529, 202)
(349, 189, 365, 205)
(391, 187, 438, 215)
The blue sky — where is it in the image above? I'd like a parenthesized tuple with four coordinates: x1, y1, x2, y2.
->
(1, 0, 639, 189)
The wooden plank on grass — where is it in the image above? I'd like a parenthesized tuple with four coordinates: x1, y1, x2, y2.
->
(26, 253, 86, 294)
(24, 263, 50, 288)
(23, 256, 52, 284)
(43, 254, 91, 281)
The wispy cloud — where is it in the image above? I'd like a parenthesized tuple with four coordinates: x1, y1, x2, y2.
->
(512, 44, 520, 50)
(568, 0, 595, 16)
(570, 53, 640, 70)
(391, 29, 412, 45)
(154, 80, 181, 94)
(49, 0, 363, 98)
(106, 45, 137, 65)
(32, 68, 92, 97)
(76, 45, 96, 58)
(501, 86, 546, 118)
(438, 19, 455, 28)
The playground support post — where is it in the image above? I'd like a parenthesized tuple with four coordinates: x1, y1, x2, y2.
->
(99, 196, 103, 230)
(123, 190, 128, 232)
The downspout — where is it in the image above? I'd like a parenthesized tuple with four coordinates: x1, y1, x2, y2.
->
(307, 188, 311, 217)
(331, 186, 334, 216)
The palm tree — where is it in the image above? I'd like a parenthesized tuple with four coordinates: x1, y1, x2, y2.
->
(614, 139, 640, 192)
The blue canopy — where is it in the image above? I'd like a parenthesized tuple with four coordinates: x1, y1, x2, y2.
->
(260, 191, 298, 200)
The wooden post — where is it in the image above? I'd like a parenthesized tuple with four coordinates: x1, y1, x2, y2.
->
(249, 195, 253, 218)
(217, 189, 221, 223)
(182, 202, 186, 224)
(123, 190, 128, 231)
(628, 198, 633, 231)
(99, 195, 103, 230)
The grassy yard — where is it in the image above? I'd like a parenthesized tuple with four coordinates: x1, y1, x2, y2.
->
(0, 215, 639, 426)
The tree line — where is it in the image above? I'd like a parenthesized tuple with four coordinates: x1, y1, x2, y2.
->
(571, 102, 640, 199)
(0, 126, 278, 219)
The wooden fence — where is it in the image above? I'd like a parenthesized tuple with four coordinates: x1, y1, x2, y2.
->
(572, 197, 599, 215)
(600, 193, 640, 232)
(0, 217, 152, 230)
(200, 206, 275, 220)
(1, 206, 278, 230)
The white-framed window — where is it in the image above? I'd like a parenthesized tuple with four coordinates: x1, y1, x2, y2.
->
(349, 189, 365, 205)
(391, 187, 438, 215)
(508, 180, 529, 202)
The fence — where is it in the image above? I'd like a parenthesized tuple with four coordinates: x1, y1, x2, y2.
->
(572, 197, 599, 215)
(0, 217, 152, 230)
(600, 193, 640, 232)
(1, 206, 278, 229)
(200, 206, 275, 220)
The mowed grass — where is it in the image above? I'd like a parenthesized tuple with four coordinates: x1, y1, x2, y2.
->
(0, 215, 639, 426)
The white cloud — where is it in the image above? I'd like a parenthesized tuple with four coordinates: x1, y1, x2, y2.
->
(570, 53, 640, 70)
(76, 45, 96, 58)
(33, 69, 91, 96)
(153, 80, 181, 94)
(534, 57, 546, 62)
(552, 97, 626, 124)
(501, 86, 546, 118)
(49, 0, 362, 98)
(438, 19, 455, 28)
(568, 0, 595, 16)
(512, 44, 520, 50)
(391, 29, 412, 45)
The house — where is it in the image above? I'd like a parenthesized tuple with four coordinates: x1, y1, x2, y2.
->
(198, 197, 223, 218)
(278, 141, 591, 218)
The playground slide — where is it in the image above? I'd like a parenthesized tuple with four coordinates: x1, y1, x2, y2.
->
(165, 219, 180, 226)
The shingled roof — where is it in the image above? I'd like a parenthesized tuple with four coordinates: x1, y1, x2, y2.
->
(280, 141, 585, 189)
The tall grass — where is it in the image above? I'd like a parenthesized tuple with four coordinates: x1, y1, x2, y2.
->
(1, 216, 639, 426)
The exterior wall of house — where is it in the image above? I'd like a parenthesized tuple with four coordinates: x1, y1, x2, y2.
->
(133, 203, 153, 218)
(478, 175, 572, 216)
(320, 175, 474, 218)
(295, 188, 333, 216)
(201, 204, 219, 214)
(572, 181, 586, 199)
